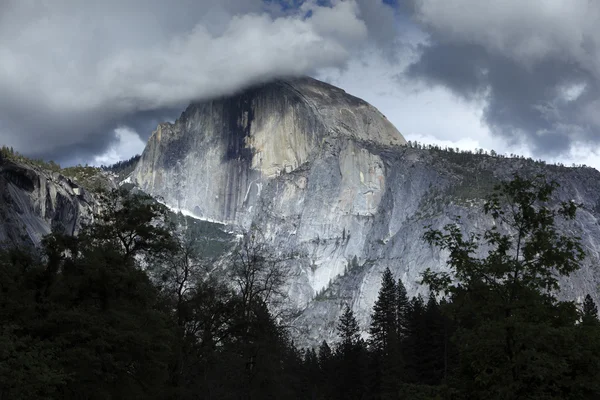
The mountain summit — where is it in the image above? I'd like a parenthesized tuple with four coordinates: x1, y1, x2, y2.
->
(133, 76, 405, 224)
(130, 77, 600, 345)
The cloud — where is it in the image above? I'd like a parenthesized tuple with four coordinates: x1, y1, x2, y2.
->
(0, 0, 396, 164)
(317, 49, 497, 151)
(403, 0, 600, 157)
(93, 127, 147, 167)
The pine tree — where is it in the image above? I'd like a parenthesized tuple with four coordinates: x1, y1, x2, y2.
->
(318, 340, 332, 369)
(317, 341, 335, 399)
(583, 294, 599, 326)
(338, 305, 360, 354)
(303, 348, 320, 399)
(421, 293, 445, 385)
(369, 268, 402, 398)
(397, 278, 410, 340)
(369, 268, 398, 353)
(336, 306, 366, 400)
(404, 294, 426, 383)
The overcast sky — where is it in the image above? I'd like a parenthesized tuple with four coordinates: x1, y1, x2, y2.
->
(1, 0, 599, 169)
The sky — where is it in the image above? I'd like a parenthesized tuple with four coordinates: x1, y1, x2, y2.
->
(1, 0, 600, 169)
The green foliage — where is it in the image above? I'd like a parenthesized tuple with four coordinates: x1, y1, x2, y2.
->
(0, 145, 62, 172)
(369, 268, 403, 398)
(61, 165, 107, 191)
(337, 305, 361, 353)
(446, 169, 497, 202)
(2, 173, 600, 399)
(423, 174, 584, 297)
(404, 140, 592, 169)
(583, 294, 599, 326)
(397, 383, 448, 400)
(422, 174, 598, 399)
(0, 194, 176, 398)
(0, 188, 306, 399)
(101, 154, 141, 181)
(166, 211, 235, 259)
(334, 306, 369, 400)
(369, 268, 398, 353)
(0, 145, 112, 192)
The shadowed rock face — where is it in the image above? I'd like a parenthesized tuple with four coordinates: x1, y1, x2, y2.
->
(0, 160, 96, 247)
(132, 76, 600, 346)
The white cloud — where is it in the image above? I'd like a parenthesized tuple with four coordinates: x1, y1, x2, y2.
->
(317, 49, 496, 148)
(1, 1, 368, 115)
(413, 0, 600, 77)
(561, 82, 586, 103)
(319, 49, 600, 171)
(93, 127, 146, 167)
(0, 0, 395, 160)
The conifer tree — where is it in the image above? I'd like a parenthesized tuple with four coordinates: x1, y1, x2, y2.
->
(421, 293, 445, 385)
(318, 340, 332, 369)
(583, 294, 599, 326)
(397, 278, 410, 340)
(317, 341, 335, 399)
(404, 294, 426, 383)
(336, 306, 366, 400)
(338, 305, 361, 354)
(369, 268, 398, 353)
(369, 268, 403, 398)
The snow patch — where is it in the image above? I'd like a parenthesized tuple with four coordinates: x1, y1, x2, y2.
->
(157, 200, 225, 225)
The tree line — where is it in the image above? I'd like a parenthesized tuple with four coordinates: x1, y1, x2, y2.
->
(2, 175, 600, 399)
(404, 141, 590, 169)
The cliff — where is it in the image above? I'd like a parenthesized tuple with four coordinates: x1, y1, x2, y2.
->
(130, 77, 600, 345)
(133, 77, 405, 225)
(0, 158, 100, 247)
(132, 77, 600, 345)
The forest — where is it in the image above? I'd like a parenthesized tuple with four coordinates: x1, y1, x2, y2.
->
(2, 175, 600, 399)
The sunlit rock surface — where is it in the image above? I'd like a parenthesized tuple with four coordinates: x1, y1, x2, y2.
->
(135, 77, 600, 345)
(133, 77, 404, 226)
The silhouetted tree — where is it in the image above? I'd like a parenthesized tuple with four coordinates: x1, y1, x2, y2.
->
(583, 294, 599, 326)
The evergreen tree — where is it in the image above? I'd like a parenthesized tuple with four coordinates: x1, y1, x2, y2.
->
(302, 348, 320, 399)
(369, 268, 402, 398)
(369, 267, 398, 353)
(583, 294, 599, 326)
(336, 306, 366, 400)
(318, 340, 333, 369)
(404, 294, 426, 383)
(0, 190, 179, 399)
(337, 305, 361, 354)
(421, 293, 445, 385)
(397, 278, 410, 340)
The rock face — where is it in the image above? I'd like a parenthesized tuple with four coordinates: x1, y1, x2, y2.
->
(288, 151, 600, 345)
(128, 76, 600, 345)
(0, 159, 97, 247)
(133, 77, 405, 225)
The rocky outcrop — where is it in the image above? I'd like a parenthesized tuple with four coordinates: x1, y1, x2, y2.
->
(0, 159, 98, 247)
(131, 77, 600, 346)
(133, 77, 405, 225)
(285, 149, 600, 345)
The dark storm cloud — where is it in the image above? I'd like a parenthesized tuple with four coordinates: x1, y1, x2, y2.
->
(406, 42, 598, 154)
(403, 0, 600, 156)
(0, 0, 397, 164)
